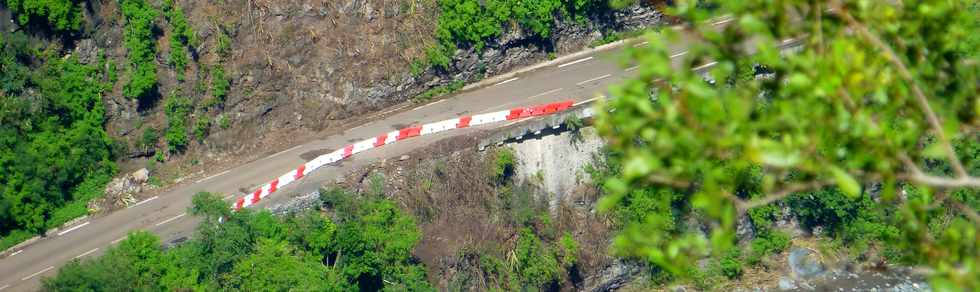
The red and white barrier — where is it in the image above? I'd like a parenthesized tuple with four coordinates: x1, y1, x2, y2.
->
(232, 100, 574, 211)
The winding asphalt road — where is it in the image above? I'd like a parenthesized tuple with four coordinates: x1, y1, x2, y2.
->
(0, 16, 791, 291)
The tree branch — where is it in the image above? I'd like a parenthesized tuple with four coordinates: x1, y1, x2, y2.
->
(741, 180, 837, 210)
(833, 2, 969, 178)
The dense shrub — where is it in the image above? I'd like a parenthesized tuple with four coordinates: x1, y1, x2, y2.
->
(120, 0, 159, 102)
(163, 93, 192, 153)
(426, 0, 609, 69)
(162, 0, 194, 81)
(3, 0, 82, 31)
(1, 32, 115, 238)
(44, 191, 433, 291)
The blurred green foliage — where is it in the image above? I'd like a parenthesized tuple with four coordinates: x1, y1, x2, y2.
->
(597, 0, 978, 289)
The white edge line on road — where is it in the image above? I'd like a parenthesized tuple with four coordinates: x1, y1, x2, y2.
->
(493, 77, 519, 86)
(9, 250, 22, 256)
(526, 88, 563, 100)
(56, 221, 90, 236)
(573, 96, 601, 107)
(693, 61, 719, 71)
(21, 266, 54, 281)
(626, 50, 689, 72)
(267, 145, 303, 159)
(128, 196, 158, 208)
(223, 194, 234, 200)
(0, 284, 9, 290)
(557, 56, 594, 68)
(196, 169, 232, 183)
(111, 236, 127, 245)
(155, 213, 187, 227)
(632, 41, 649, 47)
(576, 74, 612, 86)
(74, 248, 99, 259)
(412, 99, 446, 112)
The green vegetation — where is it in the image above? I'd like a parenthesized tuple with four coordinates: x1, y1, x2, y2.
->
(3, 0, 82, 31)
(423, 0, 609, 70)
(414, 79, 463, 102)
(217, 114, 230, 129)
(162, 0, 195, 81)
(44, 191, 433, 291)
(492, 147, 516, 182)
(210, 65, 229, 104)
(1, 32, 115, 246)
(120, 0, 159, 102)
(596, 0, 979, 289)
(163, 92, 192, 153)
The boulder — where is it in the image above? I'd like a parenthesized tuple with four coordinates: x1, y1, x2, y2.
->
(789, 247, 826, 279)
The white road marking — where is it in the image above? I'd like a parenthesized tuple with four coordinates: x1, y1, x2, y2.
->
(128, 196, 158, 208)
(573, 96, 602, 107)
(74, 248, 99, 259)
(111, 236, 127, 245)
(633, 41, 649, 47)
(557, 56, 594, 68)
(155, 213, 187, 227)
(196, 170, 231, 183)
(526, 88, 563, 99)
(670, 50, 689, 58)
(21, 266, 53, 281)
(0, 284, 9, 290)
(412, 99, 446, 111)
(223, 194, 234, 200)
(267, 145, 302, 159)
(625, 50, 688, 72)
(576, 74, 612, 86)
(9, 250, 22, 257)
(493, 77, 519, 86)
(693, 61, 719, 71)
(57, 221, 90, 236)
(781, 37, 797, 44)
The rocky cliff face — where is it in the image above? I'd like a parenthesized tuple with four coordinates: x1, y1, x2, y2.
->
(179, 0, 667, 157)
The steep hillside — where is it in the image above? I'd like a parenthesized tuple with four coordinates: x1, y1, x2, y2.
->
(0, 0, 668, 247)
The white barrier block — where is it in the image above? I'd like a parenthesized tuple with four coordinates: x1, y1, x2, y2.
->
(352, 139, 375, 154)
(277, 172, 295, 188)
(384, 131, 399, 145)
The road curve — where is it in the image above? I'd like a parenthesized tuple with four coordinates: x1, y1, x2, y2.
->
(0, 17, 780, 291)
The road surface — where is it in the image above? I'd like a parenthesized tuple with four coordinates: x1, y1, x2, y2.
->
(0, 17, 765, 291)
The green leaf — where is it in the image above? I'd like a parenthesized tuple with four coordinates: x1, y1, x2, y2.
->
(830, 167, 861, 198)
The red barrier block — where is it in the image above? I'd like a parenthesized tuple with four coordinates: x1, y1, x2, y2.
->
(556, 100, 573, 111)
(506, 108, 524, 120)
(342, 145, 354, 158)
(396, 127, 421, 140)
(235, 198, 245, 210)
(374, 134, 387, 147)
(269, 179, 279, 194)
(251, 189, 261, 204)
(531, 105, 548, 116)
(457, 116, 472, 128)
(295, 165, 305, 180)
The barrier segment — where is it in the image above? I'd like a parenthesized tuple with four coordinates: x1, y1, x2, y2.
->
(231, 100, 575, 211)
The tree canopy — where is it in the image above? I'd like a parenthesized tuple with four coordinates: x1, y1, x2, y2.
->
(3, 0, 83, 31)
(42, 191, 433, 291)
(596, 0, 978, 289)
(1, 31, 115, 237)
